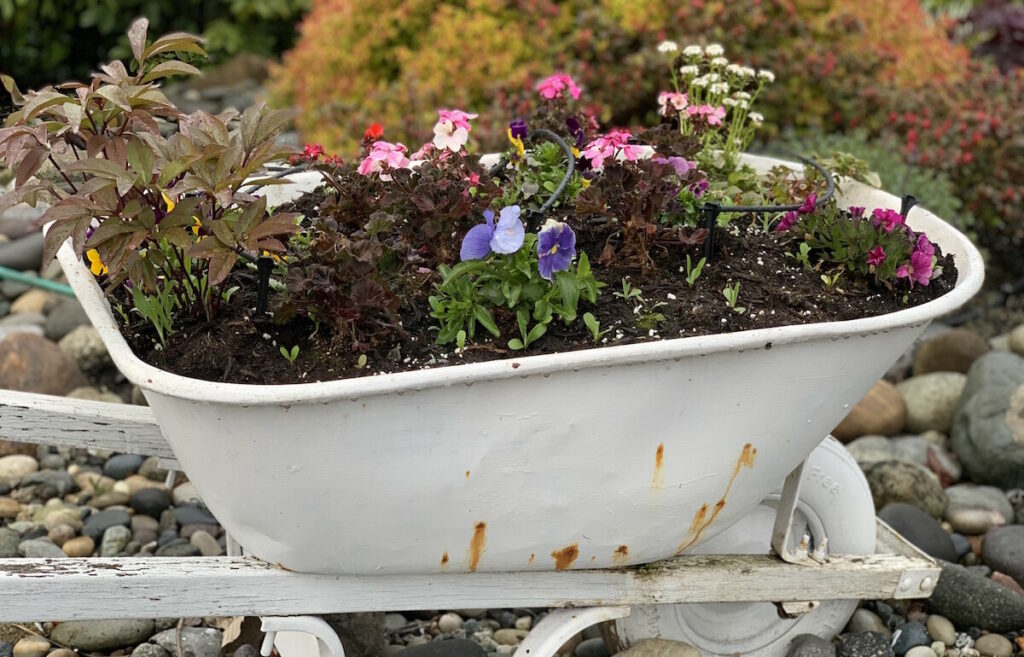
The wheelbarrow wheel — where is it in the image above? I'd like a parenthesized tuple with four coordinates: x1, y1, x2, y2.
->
(604, 437, 874, 657)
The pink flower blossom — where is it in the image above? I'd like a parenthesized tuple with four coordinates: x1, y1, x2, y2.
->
(871, 208, 906, 233)
(581, 130, 638, 169)
(686, 104, 726, 126)
(357, 140, 410, 180)
(896, 235, 935, 287)
(775, 210, 798, 232)
(657, 91, 689, 116)
(437, 109, 478, 132)
(798, 193, 817, 214)
(433, 119, 470, 153)
(410, 142, 434, 161)
(867, 245, 887, 267)
(848, 206, 865, 218)
(536, 73, 581, 101)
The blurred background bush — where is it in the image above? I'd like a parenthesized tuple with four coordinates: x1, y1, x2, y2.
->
(1, 0, 1022, 281)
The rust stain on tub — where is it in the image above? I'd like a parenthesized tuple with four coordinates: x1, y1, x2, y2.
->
(551, 543, 579, 571)
(675, 442, 757, 555)
(440, 552, 449, 568)
(652, 443, 665, 488)
(467, 522, 486, 572)
(613, 545, 630, 564)
(529, 553, 535, 565)
(465, 470, 471, 479)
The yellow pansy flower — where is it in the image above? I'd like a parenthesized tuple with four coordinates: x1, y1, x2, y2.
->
(507, 128, 525, 160)
(163, 191, 201, 236)
(86, 249, 108, 276)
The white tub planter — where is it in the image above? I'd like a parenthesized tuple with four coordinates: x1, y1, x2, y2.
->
(55, 155, 983, 575)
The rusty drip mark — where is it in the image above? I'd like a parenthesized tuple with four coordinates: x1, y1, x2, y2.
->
(467, 522, 486, 572)
(551, 543, 579, 571)
(465, 470, 470, 479)
(675, 442, 757, 555)
(529, 553, 535, 565)
(651, 443, 665, 488)
(612, 545, 630, 564)
(440, 551, 449, 567)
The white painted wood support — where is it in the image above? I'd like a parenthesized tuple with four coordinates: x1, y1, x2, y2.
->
(0, 389, 181, 469)
(514, 607, 630, 657)
(0, 529, 938, 623)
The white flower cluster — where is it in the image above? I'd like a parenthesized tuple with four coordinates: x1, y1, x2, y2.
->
(757, 69, 775, 82)
(683, 45, 703, 57)
(679, 64, 700, 77)
(749, 112, 765, 125)
(704, 43, 724, 57)
(658, 40, 678, 53)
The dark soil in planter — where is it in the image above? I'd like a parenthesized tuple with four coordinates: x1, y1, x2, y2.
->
(122, 197, 958, 385)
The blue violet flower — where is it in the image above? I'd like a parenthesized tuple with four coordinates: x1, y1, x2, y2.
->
(536, 218, 576, 280)
(460, 205, 525, 261)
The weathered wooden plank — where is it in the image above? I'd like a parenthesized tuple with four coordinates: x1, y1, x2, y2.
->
(0, 389, 172, 459)
(0, 549, 936, 622)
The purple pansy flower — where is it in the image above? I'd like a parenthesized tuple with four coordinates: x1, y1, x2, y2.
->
(509, 119, 528, 140)
(565, 117, 586, 150)
(460, 205, 525, 261)
(536, 219, 577, 280)
(689, 178, 709, 197)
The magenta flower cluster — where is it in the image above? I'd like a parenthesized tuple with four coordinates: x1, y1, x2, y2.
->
(897, 233, 935, 287)
(536, 73, 581, 101)
(776, 193, 817, 232)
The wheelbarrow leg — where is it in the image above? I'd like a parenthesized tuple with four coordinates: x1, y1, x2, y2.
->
(514, 607, 631, 657)
(770, 458, 828, 565)
(261, 616, 345, 657)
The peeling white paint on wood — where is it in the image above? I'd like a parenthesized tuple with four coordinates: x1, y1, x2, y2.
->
(0, 389, 174, 460)
(0, 547, 935, 622)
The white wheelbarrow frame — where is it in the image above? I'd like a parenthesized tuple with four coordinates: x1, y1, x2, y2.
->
(0, 388, 939, 657)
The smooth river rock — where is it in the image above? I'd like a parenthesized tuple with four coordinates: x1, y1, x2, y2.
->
(927, 561, 1024, 632)
(913, 329, 990, 375)
(0, 333, 87, 395)
(951, 352, 1024, 489)
(50, 619, 156, 651)
(833, 381, 907, 442)
(898, 372, 966, 433)
(866, 461, 947, 518)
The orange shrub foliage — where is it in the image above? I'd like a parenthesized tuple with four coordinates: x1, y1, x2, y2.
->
(272, 0, 967, 152)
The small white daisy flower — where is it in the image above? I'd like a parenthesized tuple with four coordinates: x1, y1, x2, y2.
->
(679, 64, 700, 77)
(658, 40, 679, 53)
(710, 82, 730, 95)
(711, 57, 728, 67)
(723, 98, 738, 107)
(691, 77, 709, 88)
(704, 44, 725, 57)
(733, 91, 751, 101)
(750, 112, 764, 124)
(726, 63, 743, 76)
(757, 69, 775, 82)
(683, 45, 703, 57)
(707, 72, 721, 82)
(741, 66, 757, 78)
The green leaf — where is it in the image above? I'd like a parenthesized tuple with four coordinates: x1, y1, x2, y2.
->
(22, 91, 70, 120)
(93, 85, 132, 113)
(507, 338, 524, 350)
(576, 252, 591, 277)
(144, 35, 208, 61)
(526, 322, 547, 345)
(472, 306, 500, 337)
(555, 272, 579, 314)
(126, 137, 154, 184)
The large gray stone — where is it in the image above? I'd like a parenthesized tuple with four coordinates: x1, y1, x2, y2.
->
(898, 373, 966, 433)
(951, 352, 1024, 489)
(865, 461, 947, 518)
(17, 538, 66, 558)
(927, 561, 1024, 632)
(878, 503, 956, 562)
(980, 525, 1024, 587)
(0, 333, 87, 395)
(945, 484, 1015, 525)
(0, 527, 20, 557)
(151, 628, 222, 657)
(50, 619, 155, 651)
(788, 634, 837, 657)
(913, 329, 990, 375)
(44, 299, 90, 341)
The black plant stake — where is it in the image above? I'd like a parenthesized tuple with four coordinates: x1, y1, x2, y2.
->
(702, 203, 722, 263)
(901, 194, 918, 217)
(255, 256, 274, 316)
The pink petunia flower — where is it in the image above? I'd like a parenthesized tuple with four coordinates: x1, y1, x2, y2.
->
(871, 208, 906, 233)
(685, 104, 727, 126)
(798, 193, 817, 214)
(896, 235, 935, 287)
(536, 73, 581, 101)
(775, 210, 799, 232)
(867, 245, 887, 267)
